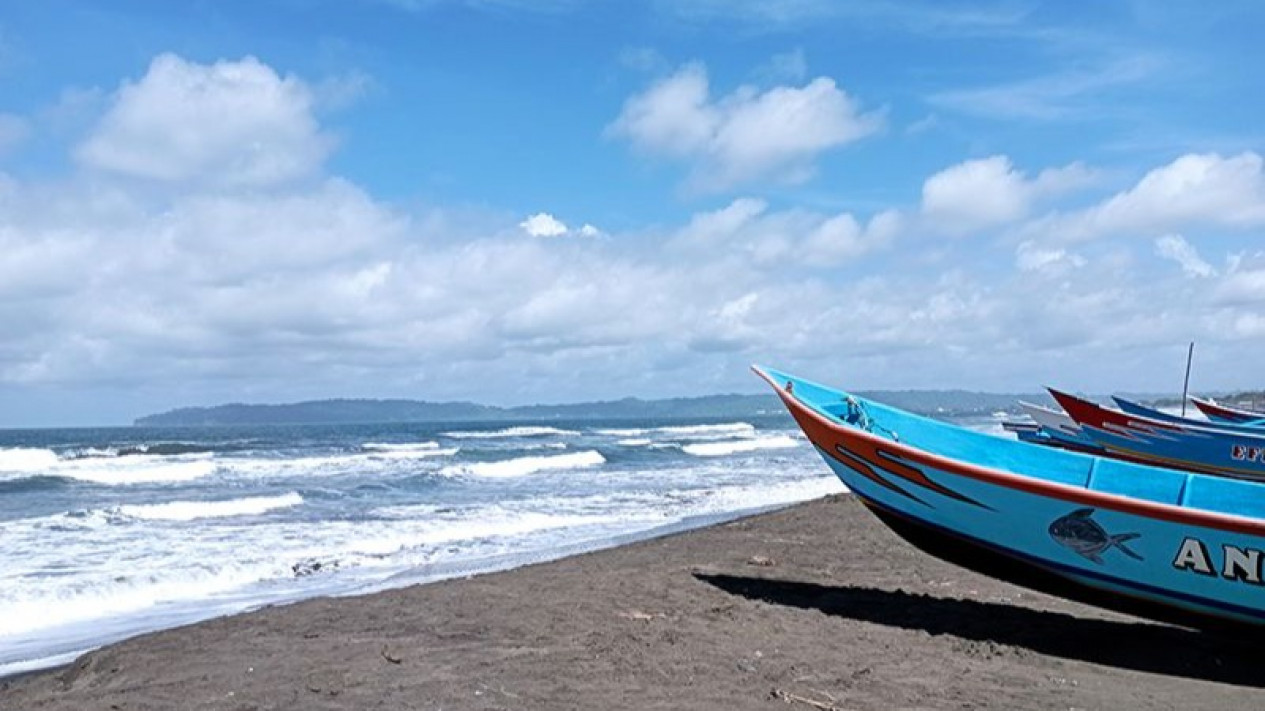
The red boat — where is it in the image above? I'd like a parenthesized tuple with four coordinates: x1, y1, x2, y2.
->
(1191, 397, 1265, 426)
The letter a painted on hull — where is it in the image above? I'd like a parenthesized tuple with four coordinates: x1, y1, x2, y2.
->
(1173, 537, 1215, 576)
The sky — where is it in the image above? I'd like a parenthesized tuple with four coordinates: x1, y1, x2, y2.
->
(2, 1, 1265, 426)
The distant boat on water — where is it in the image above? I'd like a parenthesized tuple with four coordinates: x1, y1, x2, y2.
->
(758, 365, 1265, 628)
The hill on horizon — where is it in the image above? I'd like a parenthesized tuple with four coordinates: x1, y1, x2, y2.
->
(133, 389, 1071, 427)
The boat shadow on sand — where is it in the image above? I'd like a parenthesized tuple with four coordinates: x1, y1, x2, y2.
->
(696, 573, 1265, 689)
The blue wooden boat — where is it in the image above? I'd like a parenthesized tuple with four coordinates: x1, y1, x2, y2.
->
(757, 366, 1265, 627)
(1050, 389, 1265, 481)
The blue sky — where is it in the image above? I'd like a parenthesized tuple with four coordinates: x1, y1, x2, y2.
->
(2, 1, 1265, 426)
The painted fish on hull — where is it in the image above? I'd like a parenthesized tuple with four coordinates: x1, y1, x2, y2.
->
(1049, 508, 1143, 565)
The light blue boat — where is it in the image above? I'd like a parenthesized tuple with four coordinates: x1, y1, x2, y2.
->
(757, 366, 1265, 627)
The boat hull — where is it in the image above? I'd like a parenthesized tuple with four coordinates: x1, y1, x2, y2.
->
(759, 367, 1265, 627)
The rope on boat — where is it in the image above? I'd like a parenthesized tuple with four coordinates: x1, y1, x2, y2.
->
(843, 395, 900, 442)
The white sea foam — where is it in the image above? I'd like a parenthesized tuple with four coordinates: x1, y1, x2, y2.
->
(596, 422, 758, 443)
(440, 450, 605, 478)
(0, 559, 286, 638)
(616, 438, 653, 447)
(362, 441, 441, 452)
(55, 456, 219, 485)
(0, 502, 639, 641)
(681, 435, 799, 457)
(654, 422, 756, 439)
(115, 493, 304, 521)
(0, 447, 61, 473)
(216, 446, 458, 479)
(0, 418, 837, 675)
(520, 442, 568, 451)
(363, 447, 460, 460)
(441, 426, 580, 439)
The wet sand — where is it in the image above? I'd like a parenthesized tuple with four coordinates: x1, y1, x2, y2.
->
(6, 494, 1265, 710)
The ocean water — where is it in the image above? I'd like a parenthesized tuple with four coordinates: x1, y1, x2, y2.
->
(0, 411, 1012, 677)
(0, 415, 848, 676)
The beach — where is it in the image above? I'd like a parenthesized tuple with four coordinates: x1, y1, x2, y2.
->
(6, 493, 1264, 710)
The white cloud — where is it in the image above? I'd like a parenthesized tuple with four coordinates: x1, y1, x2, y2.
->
(1155, 234, 1215, 278)
(519, 212, 568, 237)
(1015, 240, 1086, 276)
(76, 53, 334, 187)
(801, 209, 901, 264)
(1024, 152, 1265, 242)
(518, 213, 600, 238)
(8, 53, 1265, 422)
(1213, 253, 1265, 305)
(607, 62, 882, 192)
(929, 55, 1161, 121)
(921, 155, 1094, 233)
(673, 198, 900, 266)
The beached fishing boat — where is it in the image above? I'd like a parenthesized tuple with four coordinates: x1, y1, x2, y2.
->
(756, 366, 1265, 627)
(1016, 401, 1104, 455)
(1113, 396, 1264, 432)
(1050, 389, 1265, 481)
(1192, 397, 1265, 426)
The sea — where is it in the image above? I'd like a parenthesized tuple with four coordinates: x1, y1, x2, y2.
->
(0, 411, 1008, 677)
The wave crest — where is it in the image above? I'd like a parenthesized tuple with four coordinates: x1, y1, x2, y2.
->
(440, 450, 605, 478)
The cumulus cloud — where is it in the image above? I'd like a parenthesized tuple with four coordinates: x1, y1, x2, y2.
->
(1155, 234, 1216, 278)
(1024, 152, 1265, 243)
(520, 212, 568, 237)
(518, 212, 599, 238)
(672, 198, 900, 266)
(7, 54, 1265, 422)
(76, 53, 334, 187)
(607, 62, 882, 192)
(921, 155, 1095, 234)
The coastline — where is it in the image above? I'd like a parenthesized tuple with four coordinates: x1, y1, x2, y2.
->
(5, 494, 1265, 710)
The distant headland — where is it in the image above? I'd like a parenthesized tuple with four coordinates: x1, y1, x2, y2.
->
(133, 390, 1071, 427)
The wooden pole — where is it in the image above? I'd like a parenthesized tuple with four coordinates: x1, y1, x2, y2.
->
(1181, 341, 1195, 417)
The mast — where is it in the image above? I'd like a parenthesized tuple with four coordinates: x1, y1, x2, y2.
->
(1181, 341, 1194, 417)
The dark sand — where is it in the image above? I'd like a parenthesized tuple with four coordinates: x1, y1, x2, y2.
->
(6, 494, 1265, 710)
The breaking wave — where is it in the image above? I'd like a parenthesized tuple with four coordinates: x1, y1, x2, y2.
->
(441, 426, 581, 439)
(440, 450, 606, 478)
(115, 493, 304, 521)
(681, 435, 799, 457)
